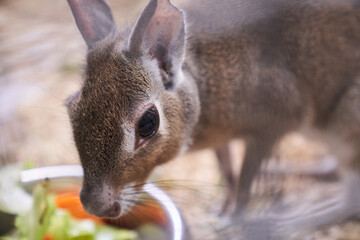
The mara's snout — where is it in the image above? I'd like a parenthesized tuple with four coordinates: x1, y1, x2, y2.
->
(80, 184, 122, 219)
(80, 182, 139, 219)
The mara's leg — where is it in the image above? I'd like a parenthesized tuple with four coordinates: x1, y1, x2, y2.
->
(324, 79, 360, 218)
(272, 80, 360, 233)
(215, 143, 236, 214)
(235, 135, 277, 214)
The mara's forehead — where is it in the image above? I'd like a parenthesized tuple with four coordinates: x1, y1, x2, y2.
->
(85, 43, 152, 91)
(80, 43, 154, 114)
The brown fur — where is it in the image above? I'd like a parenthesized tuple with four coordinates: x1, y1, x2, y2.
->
(66, 0, 360, 229)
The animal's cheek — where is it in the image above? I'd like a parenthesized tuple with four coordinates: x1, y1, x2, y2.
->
(108, 156, 153, 186)
(155, 96, 187, 160)
(161, 98, 186, 135)
(151, 134, 183, 166)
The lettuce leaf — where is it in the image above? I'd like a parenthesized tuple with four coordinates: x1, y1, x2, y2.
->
(7, 182, 137, 240)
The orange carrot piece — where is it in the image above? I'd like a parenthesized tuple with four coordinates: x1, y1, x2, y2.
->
(55, 191, 168, 229)
(55, 192, 104, 224)
(43, 235, 54, 240)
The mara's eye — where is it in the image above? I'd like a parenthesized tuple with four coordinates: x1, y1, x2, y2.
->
(137, 107, 159, 139)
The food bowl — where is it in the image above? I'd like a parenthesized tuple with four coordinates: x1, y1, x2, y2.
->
(1, 165, 189, 240)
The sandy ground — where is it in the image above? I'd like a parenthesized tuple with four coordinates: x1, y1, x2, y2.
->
(1, 0, 359, 239)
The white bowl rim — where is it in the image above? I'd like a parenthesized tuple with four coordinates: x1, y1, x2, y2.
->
(20, 164, 185, 240)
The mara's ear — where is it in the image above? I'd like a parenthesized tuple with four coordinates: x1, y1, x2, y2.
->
(128, 0, 186, 82)
(67, 0, 118, 49)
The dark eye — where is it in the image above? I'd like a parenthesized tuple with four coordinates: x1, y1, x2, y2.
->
(137, 107, 159, 139)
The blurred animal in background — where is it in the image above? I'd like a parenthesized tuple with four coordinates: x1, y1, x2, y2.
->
(66, 0, 360, 238)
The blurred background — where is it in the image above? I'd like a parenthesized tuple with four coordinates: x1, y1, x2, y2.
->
(0, 0, 359, 239)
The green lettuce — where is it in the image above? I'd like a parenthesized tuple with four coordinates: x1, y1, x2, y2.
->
(4, 182, 137, 240)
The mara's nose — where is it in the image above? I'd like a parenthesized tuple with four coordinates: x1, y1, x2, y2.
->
(103, 201, 121, 218)
(80, 186, 121, 218)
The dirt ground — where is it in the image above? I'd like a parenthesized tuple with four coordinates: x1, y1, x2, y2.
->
(1, 0, 359, 239)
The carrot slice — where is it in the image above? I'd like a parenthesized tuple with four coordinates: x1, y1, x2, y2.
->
(55, 191, 168, 229)
(55, 192, 104, 224)
(43, 234, 54, 240)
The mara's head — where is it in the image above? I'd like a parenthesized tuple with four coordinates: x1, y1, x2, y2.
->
(66, 0, 199, 218)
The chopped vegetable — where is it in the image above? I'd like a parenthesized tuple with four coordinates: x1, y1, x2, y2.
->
(53, 190, 167, 229)
(14, 182, 56, 240)
(4, 182, 137, 240)
(0, 165, 32, 215)
(55, 193, 103, 224)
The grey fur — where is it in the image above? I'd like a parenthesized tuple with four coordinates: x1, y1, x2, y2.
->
(128, 0, 157, 56)
(67, 0, 118, 48)
(66, 0, 360, 233)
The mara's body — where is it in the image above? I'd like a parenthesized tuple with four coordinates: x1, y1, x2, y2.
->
(184, 0, 360, 150)
(66, 0, 360, 232)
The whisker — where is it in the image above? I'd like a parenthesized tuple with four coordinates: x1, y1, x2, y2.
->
(124, 179, 225, 189)
(17, 105, 69, 115)
(29, 82, 64, 103)
(124, 181, 225, 199)
(123, 190, 218, 207)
